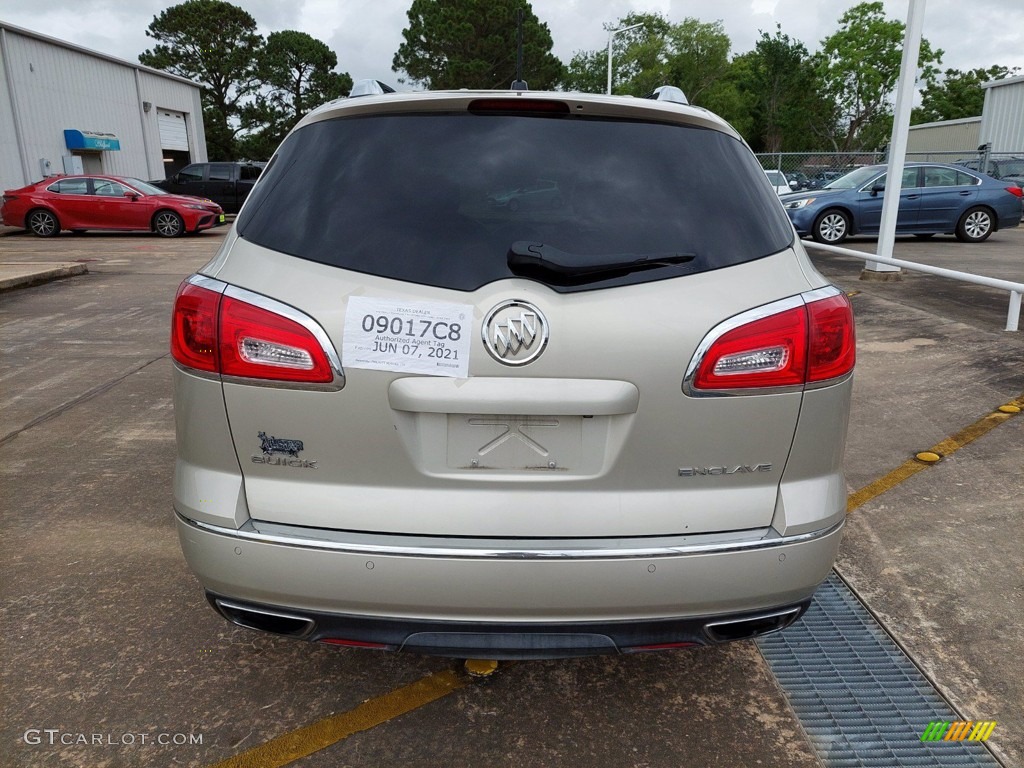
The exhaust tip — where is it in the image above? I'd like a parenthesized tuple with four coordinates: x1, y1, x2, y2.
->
(214, 599, 315, 638)
(704, 607, 802, 643)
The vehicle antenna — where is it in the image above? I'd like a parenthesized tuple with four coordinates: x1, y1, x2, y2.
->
(511, 8, 528, 90)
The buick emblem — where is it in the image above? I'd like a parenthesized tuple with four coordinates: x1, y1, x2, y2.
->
(482, 300, 549, 366)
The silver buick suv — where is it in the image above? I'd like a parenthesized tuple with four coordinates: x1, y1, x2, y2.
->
(171, 85, 855, 658)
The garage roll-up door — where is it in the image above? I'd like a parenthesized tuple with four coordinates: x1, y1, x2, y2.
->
(158, 110, 189, 151)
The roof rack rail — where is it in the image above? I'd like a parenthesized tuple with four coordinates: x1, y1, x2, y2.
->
(349, 79, 397, 98)
(645, 85, 688, 105)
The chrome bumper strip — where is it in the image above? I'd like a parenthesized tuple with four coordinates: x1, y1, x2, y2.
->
(176, 512, 844, 560)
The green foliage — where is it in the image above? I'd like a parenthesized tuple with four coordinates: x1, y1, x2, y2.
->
(239, 31, 353, 159)
(561, 48, 606, 94)
(664, 18, 731, 103)
(559, 12, 732, 105)
(913, 65, 1020, 123)
(393, 0, 563, 89)
(699, 65, 756, 142)
(735, 26, 836, 152)
(139, 0, 262, 160)
(817, 1, 942, 151)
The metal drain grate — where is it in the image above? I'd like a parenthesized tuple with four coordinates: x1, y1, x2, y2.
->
(758, 573, 1000, 767)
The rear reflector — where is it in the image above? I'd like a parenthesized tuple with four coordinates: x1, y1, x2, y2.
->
(318, 638, 393, 650)
(624, 641, 699, 653)
(171, 278, 337, 385)
(690, 290, 855, 392)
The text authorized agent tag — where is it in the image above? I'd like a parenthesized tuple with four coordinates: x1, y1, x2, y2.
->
(343, 296, 473, 377)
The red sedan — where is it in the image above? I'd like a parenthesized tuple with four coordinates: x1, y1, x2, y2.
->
(1, 175, 225, 237)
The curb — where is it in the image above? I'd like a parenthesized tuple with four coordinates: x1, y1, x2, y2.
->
(0, 262, 88, 292)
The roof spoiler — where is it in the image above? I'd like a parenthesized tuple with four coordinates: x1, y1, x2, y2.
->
(645, 85, 688, 105)
(349, 79, 397, 98)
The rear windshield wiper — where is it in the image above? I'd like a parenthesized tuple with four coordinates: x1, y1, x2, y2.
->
(508, 241, 695, 278)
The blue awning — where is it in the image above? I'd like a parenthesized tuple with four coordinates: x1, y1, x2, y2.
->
(64, 130, 121, 151)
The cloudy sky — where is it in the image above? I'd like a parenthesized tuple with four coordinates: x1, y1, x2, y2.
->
(4, 0, 1023, 88)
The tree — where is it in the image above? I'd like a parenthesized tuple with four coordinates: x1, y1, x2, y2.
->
(393, 0, 562, 90)
(738, 26, 835, 153)
(817, 1, 942, 151)
(664, 18, 732, 104)
(140, 0, 263, 160)
(561, 13, 670, 95)
(913, 65, 1020, 123)
(239, 31, 353, 159)
(559, 12, 733, 105)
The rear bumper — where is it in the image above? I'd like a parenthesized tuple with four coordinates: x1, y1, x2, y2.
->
(175, 511, 843, 658)
(207, 592, 813, 658)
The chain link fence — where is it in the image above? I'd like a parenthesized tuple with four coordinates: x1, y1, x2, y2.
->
(755, 149, 1024, 191)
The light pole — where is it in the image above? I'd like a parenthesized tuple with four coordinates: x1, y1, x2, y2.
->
(606, 22, 644, 95)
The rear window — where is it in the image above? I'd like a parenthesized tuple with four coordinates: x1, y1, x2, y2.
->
(237, 112, 794, 293)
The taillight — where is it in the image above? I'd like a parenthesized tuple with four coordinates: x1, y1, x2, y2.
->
(219, 295, 334, 383)
(171, 282, 220, 372)
(468, 98, 570, 114)
(689, 290, 854, 393)
(692, 305, 807, 390)
(1006, 186, 1023, 199)
(171, 277, 337, 385)
(806, 294, 856, 382)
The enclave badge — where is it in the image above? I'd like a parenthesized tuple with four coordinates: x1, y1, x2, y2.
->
(679, 464, 772, 476)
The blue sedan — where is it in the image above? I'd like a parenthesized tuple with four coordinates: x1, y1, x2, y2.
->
(782, 163, 1023, 244)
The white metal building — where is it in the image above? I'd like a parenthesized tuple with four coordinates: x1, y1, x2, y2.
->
(979, 74, 1024, 153)
(907, 117, 981, 155)
(0, 21, 207, 193)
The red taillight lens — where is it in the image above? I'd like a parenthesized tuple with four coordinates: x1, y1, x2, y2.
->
(219, 296, 333, 383)
(468, 98, 570, 114)
(171, 279, 335, 384)
(692, 292, 855, 391)
(807, 294, 856, 382)
(171, 282, 220, 372)
(624, 641, 699, 653)
(693, 305, 808, 390)
(318, 638, 393, 650)
(1006, 186, 1023, 199)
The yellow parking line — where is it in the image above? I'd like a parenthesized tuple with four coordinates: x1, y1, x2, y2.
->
(208, 669, 467, 768)
(848, 394, 1023, 512)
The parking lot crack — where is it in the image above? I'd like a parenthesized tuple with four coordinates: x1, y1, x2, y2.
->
(0, 354, 168, 447)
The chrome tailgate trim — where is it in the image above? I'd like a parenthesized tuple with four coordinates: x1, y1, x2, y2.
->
(176, 511, 843, 560)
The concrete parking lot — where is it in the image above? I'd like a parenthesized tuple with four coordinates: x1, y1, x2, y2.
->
(1, 226, 1021, 767)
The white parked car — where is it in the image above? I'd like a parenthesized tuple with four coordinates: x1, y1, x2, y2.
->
(765, 169, 796, 195)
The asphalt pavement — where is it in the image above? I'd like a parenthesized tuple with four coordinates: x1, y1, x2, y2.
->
(1, 226, 1021, 767)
